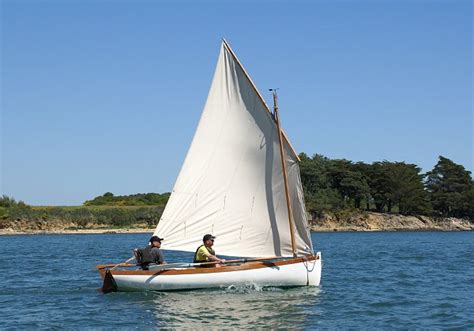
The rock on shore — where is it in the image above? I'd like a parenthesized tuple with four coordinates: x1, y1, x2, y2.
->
(311, 211, 474, 232)
(1, 212, 473, 235)
(0, 218, 152, 235)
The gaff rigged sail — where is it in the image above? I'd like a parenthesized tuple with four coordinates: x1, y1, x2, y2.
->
(154, 41, 313, 257)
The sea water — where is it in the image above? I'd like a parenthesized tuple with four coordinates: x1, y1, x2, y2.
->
(0, 232, 472, 329)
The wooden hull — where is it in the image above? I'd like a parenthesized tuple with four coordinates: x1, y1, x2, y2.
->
(98, 253, 321, 292)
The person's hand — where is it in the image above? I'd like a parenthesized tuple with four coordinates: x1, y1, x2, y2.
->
(220, 259, 226, 263)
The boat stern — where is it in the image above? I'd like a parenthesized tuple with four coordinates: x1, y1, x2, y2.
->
(307, 252, 322, 286)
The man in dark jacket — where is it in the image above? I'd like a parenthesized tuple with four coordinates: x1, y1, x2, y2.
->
(136, 236, 166, 269)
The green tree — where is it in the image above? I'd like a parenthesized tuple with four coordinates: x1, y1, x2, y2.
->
(384, 162, 430, 215)
(339, 171, 370, 209)
(426, 156, 473, 218)
(363, 162, 391, 212)
(299, 153, 329, 195)
(84, 192, 170, 207)
(326, 159, 369, 209)
(0, 195, 28, 208)
(352, 162, 373, 210)
(0, 195, 17, 208)
(299, 154, 344, 216)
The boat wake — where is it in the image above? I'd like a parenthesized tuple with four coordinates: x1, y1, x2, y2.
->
(223, 283, 288, 293)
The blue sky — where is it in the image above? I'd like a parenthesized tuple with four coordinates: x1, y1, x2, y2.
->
(1, 0, 472, 205)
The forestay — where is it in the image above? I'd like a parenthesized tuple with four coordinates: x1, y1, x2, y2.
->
(154, 41, 313, 257)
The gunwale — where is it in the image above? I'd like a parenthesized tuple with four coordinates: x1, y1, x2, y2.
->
(99, 255, 318, 278)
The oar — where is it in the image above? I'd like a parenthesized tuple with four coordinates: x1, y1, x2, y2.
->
(97, 256, 286, 271)
(221, 256, 281, 264)
(146, 256, 284, 271)
(96, 255, 139, 270)
(115, 256, 136, 269)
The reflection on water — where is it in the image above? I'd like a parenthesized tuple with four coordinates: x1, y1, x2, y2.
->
(127, 286, 322, 328)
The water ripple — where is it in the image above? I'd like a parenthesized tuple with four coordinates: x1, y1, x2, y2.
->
(0, 232, 473, 329)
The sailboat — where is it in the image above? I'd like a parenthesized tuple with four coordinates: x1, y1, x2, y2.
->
(97, 39, 322, 292)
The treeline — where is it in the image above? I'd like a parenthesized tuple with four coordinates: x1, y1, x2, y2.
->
(300, 154, 474, 220)
(1, 155, 472, 227)
(0, 195, 27, 219)
(83, 192, 170, 206)
(0, 195, 27, 208)
(0, 204, 164, 229)
(0, 193, 168, 229)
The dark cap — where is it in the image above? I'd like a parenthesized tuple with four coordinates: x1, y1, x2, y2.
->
(149, 236, 164, 243)
(203, 234, 216, 241)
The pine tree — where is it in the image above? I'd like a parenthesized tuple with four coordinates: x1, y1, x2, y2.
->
(426, 156, 473, 218)
(383, 162, 430, 215)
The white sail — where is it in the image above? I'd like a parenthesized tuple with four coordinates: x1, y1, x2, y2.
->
(154, 41, 313, 257)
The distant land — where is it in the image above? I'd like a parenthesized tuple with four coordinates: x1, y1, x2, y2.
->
(1, 208, 472, 235)
(1, 154, 472, 235)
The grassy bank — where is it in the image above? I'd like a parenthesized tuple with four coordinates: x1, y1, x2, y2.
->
(0, 205, 163, 233)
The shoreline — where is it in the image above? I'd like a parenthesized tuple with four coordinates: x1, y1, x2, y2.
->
(0, 228, 153, 236)
(311, 227, 473, 233)
(1, 227, 472, 236)
(310, 212, 474, 232)
(1, 212, 472, 236)
(1, 229, 471, 236)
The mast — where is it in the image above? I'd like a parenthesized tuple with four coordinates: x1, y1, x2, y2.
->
(271, 89, 297, 257)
